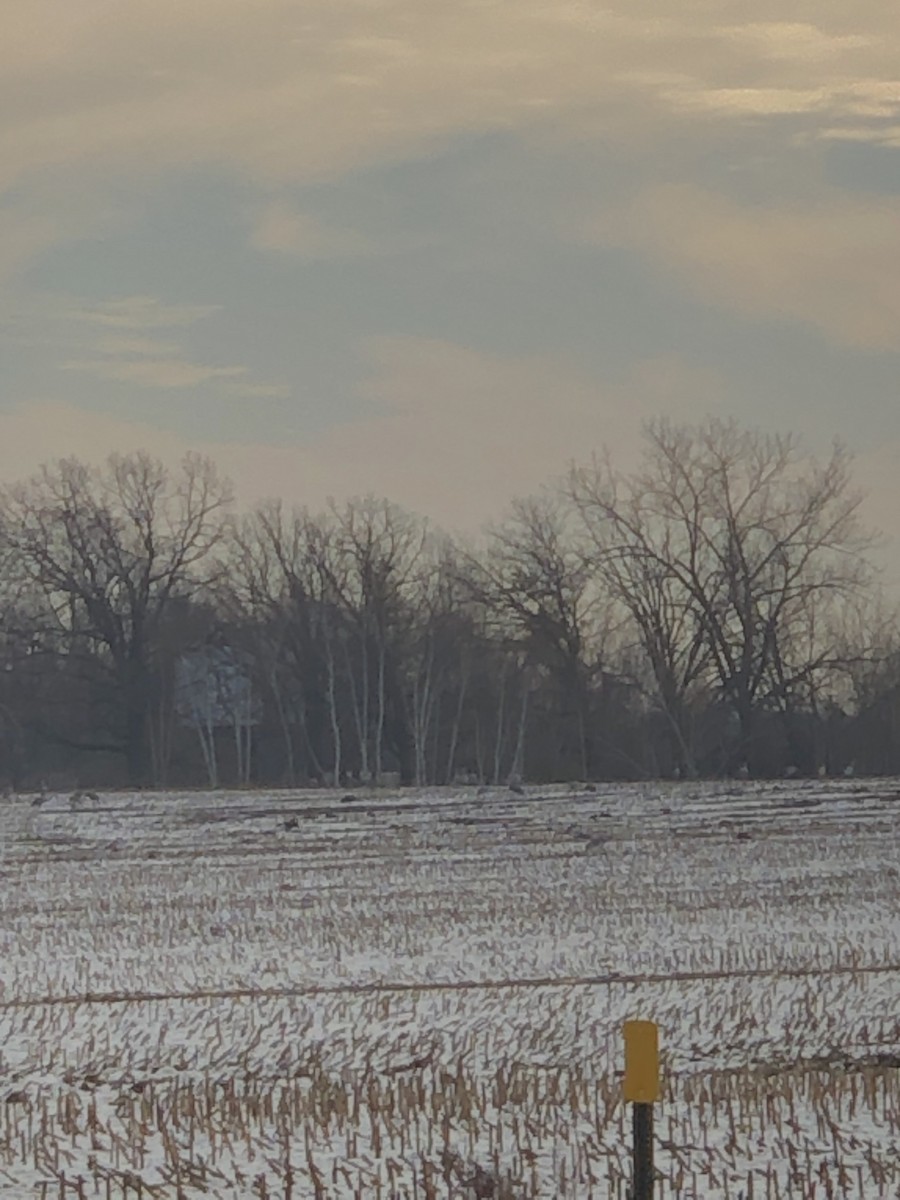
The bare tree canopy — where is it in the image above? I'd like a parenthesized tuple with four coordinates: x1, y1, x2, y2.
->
(569, 418, 874, 774)
(465, 492, 615, 780)
(1, 452, 232, 783)
(0, 422, 895, 790)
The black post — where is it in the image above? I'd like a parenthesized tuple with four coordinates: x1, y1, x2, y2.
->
(632, 1101, 654, 1200)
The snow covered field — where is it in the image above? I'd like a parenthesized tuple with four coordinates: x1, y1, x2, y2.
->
(1, 780, 899, 1197)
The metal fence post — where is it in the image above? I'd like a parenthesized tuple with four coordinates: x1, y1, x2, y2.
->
(623, 1020, 659, 1200)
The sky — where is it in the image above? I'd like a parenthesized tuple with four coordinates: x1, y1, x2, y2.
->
(2, 2, 899, 572)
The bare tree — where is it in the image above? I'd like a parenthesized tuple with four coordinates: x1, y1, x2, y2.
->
(403, 537, 475, 785)
(224, 501, 346, 785)
(1, 452, 232, 784)
(148, 595, 219, 786)
(323, 498, 426, 783)
(568, 455, 710, 776)
(570, 419, 873, 773)
(0, 422, 887, 789)
(466, 493, 602, 780)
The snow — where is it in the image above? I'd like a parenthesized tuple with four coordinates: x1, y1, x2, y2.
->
(0, 779, 898, 1196)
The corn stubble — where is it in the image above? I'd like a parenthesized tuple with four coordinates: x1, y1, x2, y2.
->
(0, 779, 898, 1196)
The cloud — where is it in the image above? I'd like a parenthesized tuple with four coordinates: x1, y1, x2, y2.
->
(588, 183, 900, 350)
(92, 335, 182, 357)
(319, 338, 724, 528)
(0, 208, 65, 285)
(3, 373, 896, 590)
(819, 123, 900, 147)
(0, 402, 189, 479)
(724, 22, 872, 63)
(851, 440, 900, 586)
(250, 201, 373, 259)
(0, 338, 720, 530)
(1, 3, 898, 200)
(67, 296, 221, 331)
(52, 294, 290, 396)
(62, 357, 248, 389)
(3, 340, 896, 574)
(227, 382, 292, 399)
(0, 188, 132, 294)
(1, 3, 896, 308)
(222, 337, 721, 526)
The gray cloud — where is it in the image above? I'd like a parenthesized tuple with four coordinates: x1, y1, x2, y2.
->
(1, 3, 898, 197)
(249, 202, 375, 259)
(585, 182, 900, 350)
(56, 296, 290, 397)
(0, 2, 898, 574)
(67, 296, 222, 331)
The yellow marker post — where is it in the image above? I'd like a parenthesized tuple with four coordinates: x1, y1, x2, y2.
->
(624, 1021, 659, 1199)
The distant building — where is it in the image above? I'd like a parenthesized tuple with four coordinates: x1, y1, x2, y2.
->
(174, 645, 261, 786)
(174, 645, 261, 731)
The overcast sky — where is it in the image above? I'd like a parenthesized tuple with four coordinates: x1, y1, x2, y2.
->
(2, 2, 898, 570)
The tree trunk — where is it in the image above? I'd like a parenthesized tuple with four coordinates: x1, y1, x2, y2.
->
(270, 675, 296, 786)
(493, 660, 508, 785)
(324, 629, 342, 787)
(375, 637, 386, 784)
(445, 668, 469, 785)
(510, 682, 529, 783)
(343, 638, 365, 782)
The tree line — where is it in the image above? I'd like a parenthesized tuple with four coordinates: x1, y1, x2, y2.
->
(0, 417, 898, 791)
